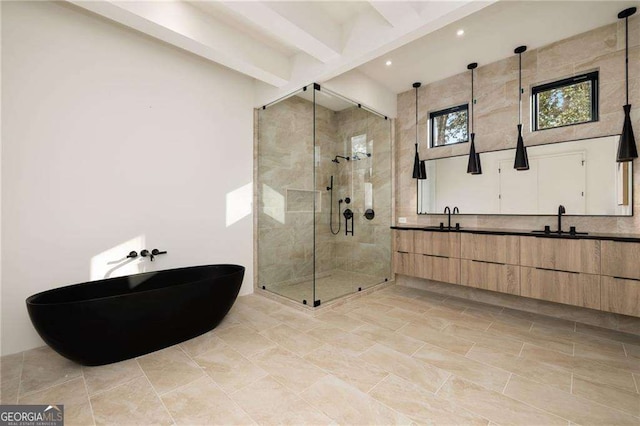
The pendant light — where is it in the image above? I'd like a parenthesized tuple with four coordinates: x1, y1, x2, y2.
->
(412, 82, 426, 179)
(513, 45, 529, 171)
(466, 62, 482, 175)
(616, 7, 637, 162)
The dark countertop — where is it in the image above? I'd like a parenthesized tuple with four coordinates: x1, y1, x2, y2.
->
(390, 225, 640, 243)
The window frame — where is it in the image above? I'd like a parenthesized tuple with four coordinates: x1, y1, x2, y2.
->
(429, 104, 469, 148)
(531, 71, 599, 132)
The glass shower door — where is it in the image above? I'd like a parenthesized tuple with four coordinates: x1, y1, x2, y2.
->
(257, 86, 315, 305)
(313, 87, 392, 305)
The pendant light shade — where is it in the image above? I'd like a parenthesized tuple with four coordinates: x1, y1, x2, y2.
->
(513, 45, 529, 171)
(466, 62, 482, 175)
(412, 144, 421, 178)
(412, 82, 426, 179)
(514, 124, 529, 170)
(617, 7, 637, 162)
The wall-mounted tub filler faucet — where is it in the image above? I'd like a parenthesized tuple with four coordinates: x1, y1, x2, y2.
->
(140, 249, 167, 262)
(557, 205, 566, 233)
(126, 251, 138, 259)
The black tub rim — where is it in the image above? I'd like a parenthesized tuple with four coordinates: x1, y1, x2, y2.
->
(26, 264, 244, 306)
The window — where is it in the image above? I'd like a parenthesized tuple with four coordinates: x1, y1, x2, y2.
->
(532, 71, 598, 131)
(429, 104, 468, 147)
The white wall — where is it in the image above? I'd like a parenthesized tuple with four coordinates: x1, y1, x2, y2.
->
(1, 1, 255, 355)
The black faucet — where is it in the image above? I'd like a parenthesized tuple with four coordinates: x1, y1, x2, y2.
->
(453, 207, 460, 229)
(444, 206, 451, 229)
(140, 249, 154, 261)
(557, 205, 566, 233)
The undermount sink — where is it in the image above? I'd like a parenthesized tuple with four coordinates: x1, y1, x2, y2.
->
(423, 224, 461, 231)
(531, 228, 588, 236)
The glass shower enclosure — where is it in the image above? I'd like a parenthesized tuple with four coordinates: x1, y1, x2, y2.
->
(256, 84, 392, 306)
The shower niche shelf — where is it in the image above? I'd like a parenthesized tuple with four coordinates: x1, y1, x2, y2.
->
(286, 189, 321, 213)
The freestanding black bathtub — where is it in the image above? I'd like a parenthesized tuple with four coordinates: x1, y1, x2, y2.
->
(26, 264, 244, 366)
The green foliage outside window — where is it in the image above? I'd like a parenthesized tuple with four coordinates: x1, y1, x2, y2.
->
(431, 107, 468, 147)
(537, 81, 592, 129)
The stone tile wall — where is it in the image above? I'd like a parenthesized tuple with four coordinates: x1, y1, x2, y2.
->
(396, 15, 640, 234)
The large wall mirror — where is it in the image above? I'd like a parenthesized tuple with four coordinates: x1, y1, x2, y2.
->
(418, 135, 632, 216)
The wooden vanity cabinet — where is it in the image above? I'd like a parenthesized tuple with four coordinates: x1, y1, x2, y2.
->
(393, 228, 639, 317)
(520, 266, 600, 310)
(520, 237, 600, 274)
(461, 234, 519, 265)
(600, 241, 640, 316)
(460, 260, 520, 295)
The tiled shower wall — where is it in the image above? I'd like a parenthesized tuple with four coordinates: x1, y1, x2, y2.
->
(257, 95, 392, 289)
(330, 107, 392, 280)
(396, 15, 640, 233)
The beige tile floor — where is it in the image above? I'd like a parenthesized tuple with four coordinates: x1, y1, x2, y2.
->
(268, 270, 388, 304)
(2, 284, 640, 425)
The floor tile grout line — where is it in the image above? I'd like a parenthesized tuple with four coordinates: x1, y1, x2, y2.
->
(622, 343, 628, 358)
(463, 342, 477, 358)
(632, 373, 639, 394)
(432, 373, 450, 396)
(18, 374, 83, 400)
(410, 342, 426, 357)
(364, 372, 390, 396)
(80, 374, 97, 426)
(570, 373, 573, 394)
(501, 373, 512, 395)
(517, 342, 525, 358)
(178, 345, 260, 425)
(135, 358, 178, 426)
(509, 370, 640, 420)
(85, 372, 144, 399)
(497, 373, 576, 425)
(15, 352, 25, 403)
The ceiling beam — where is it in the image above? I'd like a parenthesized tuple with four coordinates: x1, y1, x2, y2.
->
(219, 1, 341, 63)
(68, 0, 291, 87)
(368, 1, 422, 28)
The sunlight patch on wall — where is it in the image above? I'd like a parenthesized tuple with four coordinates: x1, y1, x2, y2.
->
(90, 235, 145, 281)
(262, 184, 285, 224)
(226, 182, 253, 227)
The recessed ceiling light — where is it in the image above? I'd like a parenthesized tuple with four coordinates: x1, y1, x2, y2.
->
(385, 60, 392, 66)
(457, 29, 465, 36)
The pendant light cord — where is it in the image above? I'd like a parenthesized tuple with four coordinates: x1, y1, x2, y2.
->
(625, 15, 629, 105)
(518, 52, 522, 125)
(471, 69, 474, 133)
(415, 85, 419, 150)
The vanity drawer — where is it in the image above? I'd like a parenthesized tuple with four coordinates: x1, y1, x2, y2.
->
(416, 254, 460, 285)
(415, 231, 460, 258)
(601, 276, 640, 317)
(460, 260, 520, 295)
(521, 267, 600, 309)
(601, 241, 640, 280)
(461, 233, 519, 265)
(520, 237, 600, 274)
(394, 230, 415, 253)
(393, 251, 416, 277)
